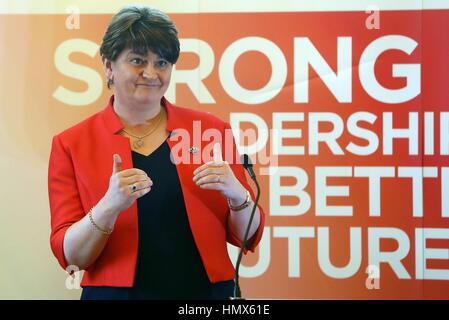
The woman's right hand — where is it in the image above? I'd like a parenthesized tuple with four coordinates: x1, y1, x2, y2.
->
(100, 154, 153, 215)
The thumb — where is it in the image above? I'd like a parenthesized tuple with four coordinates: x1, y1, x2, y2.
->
(213, 143, 223, 163)
(112, 154, 122, 174)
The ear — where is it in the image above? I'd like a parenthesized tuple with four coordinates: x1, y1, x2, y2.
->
(102, 56, 113, 80)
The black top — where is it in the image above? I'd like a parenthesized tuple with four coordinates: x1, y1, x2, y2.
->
(81, 139, 234, 300)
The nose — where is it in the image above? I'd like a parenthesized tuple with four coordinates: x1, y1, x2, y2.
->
(142, 64, 158, 80)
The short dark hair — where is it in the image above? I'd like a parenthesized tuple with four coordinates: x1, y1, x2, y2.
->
(100, 6, 180, 64)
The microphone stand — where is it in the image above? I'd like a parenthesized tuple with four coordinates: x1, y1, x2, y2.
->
(232, 160, 261, 300)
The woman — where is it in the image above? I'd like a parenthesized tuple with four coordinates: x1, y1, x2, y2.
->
(48, 5, 264, 300)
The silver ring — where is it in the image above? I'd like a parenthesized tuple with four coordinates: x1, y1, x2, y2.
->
(217, 175, 221, 183)
(131, 184, 137, 192)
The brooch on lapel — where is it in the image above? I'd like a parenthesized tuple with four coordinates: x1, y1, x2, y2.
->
(188, 146, 199, 154)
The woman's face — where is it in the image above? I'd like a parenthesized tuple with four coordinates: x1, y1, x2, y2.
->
(104, 48, 173, 106)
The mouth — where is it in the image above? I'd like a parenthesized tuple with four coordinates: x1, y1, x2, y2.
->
(136, 83, 161, 87)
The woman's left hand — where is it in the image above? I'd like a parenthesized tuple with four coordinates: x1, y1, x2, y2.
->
(192, 143, 246, 201)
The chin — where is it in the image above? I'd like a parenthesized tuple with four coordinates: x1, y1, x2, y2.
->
(135, 92, 163, 104)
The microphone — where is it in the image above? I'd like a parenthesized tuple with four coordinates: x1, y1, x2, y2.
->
(232, 154, 261, 300)
(242, 154, 256, 180)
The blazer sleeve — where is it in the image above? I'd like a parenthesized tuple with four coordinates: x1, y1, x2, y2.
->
(222, 122, 265, 254)
(48, 135, 85, 270)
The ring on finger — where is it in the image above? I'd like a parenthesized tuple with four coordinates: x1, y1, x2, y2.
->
(131, 184, 137, 192)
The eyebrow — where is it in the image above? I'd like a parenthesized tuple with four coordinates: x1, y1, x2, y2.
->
(126, 51, 166, 60)
(126, 51, 144, 57)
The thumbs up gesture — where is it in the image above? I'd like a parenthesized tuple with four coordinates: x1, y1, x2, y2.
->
(192, 143, 246, 202)
(102, 154, 153, 214)
(112, 154, 123, 174)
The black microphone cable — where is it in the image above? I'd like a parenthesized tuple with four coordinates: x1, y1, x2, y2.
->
(232, 154, 261, 299)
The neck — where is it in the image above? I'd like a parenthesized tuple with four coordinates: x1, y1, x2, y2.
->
(113, 95, 163, 127)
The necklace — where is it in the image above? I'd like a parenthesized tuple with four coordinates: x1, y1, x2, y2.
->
(121, 109, 164, 150)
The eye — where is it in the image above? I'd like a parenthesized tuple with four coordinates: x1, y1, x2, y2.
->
(130, 57, 145, 65)
(156, 60, 169, 69)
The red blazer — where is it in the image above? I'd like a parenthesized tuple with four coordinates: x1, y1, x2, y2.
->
(48, 96, 265, 287)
